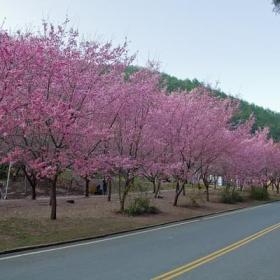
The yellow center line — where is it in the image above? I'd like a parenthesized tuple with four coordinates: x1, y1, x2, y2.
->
(152, 222, 280, 280)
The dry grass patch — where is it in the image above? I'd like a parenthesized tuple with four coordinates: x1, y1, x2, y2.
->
(0, 189, 278, 252)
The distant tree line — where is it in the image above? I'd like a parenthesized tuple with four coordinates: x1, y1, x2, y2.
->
(160, 72, 280, 141)
(273, 0, 280, 13)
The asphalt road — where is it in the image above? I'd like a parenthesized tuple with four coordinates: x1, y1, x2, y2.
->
(1, 202, 280, 280)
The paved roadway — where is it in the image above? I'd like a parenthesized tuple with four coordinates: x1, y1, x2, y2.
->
(1, 202, 280, 280)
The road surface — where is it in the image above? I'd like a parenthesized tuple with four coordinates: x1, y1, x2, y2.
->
(1, 202, 280, 280)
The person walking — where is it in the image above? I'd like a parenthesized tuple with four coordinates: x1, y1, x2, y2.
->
(102, 179, 107, 195)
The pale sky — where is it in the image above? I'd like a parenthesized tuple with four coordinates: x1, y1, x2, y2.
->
(1, 0, 280, 112)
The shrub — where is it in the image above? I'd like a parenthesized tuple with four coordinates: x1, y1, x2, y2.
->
(125, 197, 159, 216)
(129, 177, 150, 193)
(0, 164, 8, 179)
(250, 187, 269, 201)
(232, 191, 243, 202)
(221, 189, 243, 204)
(190, 197, 200, 207)
(188, 189, 204, 206)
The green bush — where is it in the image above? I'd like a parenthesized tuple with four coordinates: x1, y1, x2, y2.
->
(221, 189, 243, 204)
(125, 197, 159, 216)
(250, 187, 269, 201)
(0, 164, 8, 180)
(232, 191, 244, 202)
(130, 177, 150, 193)
(188, 189, 204, 206)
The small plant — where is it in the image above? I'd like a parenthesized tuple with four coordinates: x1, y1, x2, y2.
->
(125, 197, 159, 216)
(232, 190, 243, 202)
(0, 164, 8, 180)
(129, 177, 150, 193)
(221, 189, 243, 204)
(250, 187, 269, 201)
(221, 190, 234, 204)
(188, 189, 204, 207)
(190, 197, 199, 207)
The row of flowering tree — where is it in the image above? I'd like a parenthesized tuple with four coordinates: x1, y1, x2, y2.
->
(1, 22, 280, 219)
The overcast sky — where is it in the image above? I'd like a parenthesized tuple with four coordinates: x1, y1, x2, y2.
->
(1, 0, 280, 112)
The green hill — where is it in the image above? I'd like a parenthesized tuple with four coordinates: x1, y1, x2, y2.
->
(161, 73, 280, 141)
(127, 67, 280, 140)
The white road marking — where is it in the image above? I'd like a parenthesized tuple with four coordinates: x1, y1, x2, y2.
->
(0, 202, 275, 261)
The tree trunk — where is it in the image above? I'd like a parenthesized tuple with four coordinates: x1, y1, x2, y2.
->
(213, 177, 217, 190)
(263, 183, 268, 191)
(22, 167, 37, 200)
(276, 183, 279, 194)
(203, 177, 210, 202)
(173, 182, 184, 206)
(154, 180, 161, 198)
(182, 183, 186, 196)
(107, 179, 112, 202)
(120, 188, 128, 212)
(175, 180, 179, 193)
(205, 185, 210, 202)
(152, 178, 156, 194)
(50, 175, 58, 220)
(84, 176, 90, 197)
(120, 179, 132, 212)
(31, 183, 36, 200)
(120, 193, 127, 212)
(231, 186, 236, 196)
(118, 174, 122, 202)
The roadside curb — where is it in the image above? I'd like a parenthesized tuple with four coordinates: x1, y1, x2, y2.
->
(1, 199, 279, 256)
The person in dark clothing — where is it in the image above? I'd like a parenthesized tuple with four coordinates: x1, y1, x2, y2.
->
(95, 184, 102, 195)
(102, 179, 107, 195)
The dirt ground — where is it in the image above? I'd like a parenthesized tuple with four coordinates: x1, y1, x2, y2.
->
(0, 189, 276, 252)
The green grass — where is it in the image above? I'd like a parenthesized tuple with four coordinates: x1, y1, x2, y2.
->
(1, 186, 279, 252)
(0, 217, 144, 252)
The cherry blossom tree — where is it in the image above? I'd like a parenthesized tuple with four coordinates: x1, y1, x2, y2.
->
(104, 68, 162, 211)
(0, 22, 131, 219)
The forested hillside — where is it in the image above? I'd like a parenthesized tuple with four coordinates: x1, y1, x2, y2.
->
(161, 73, 280, 141)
